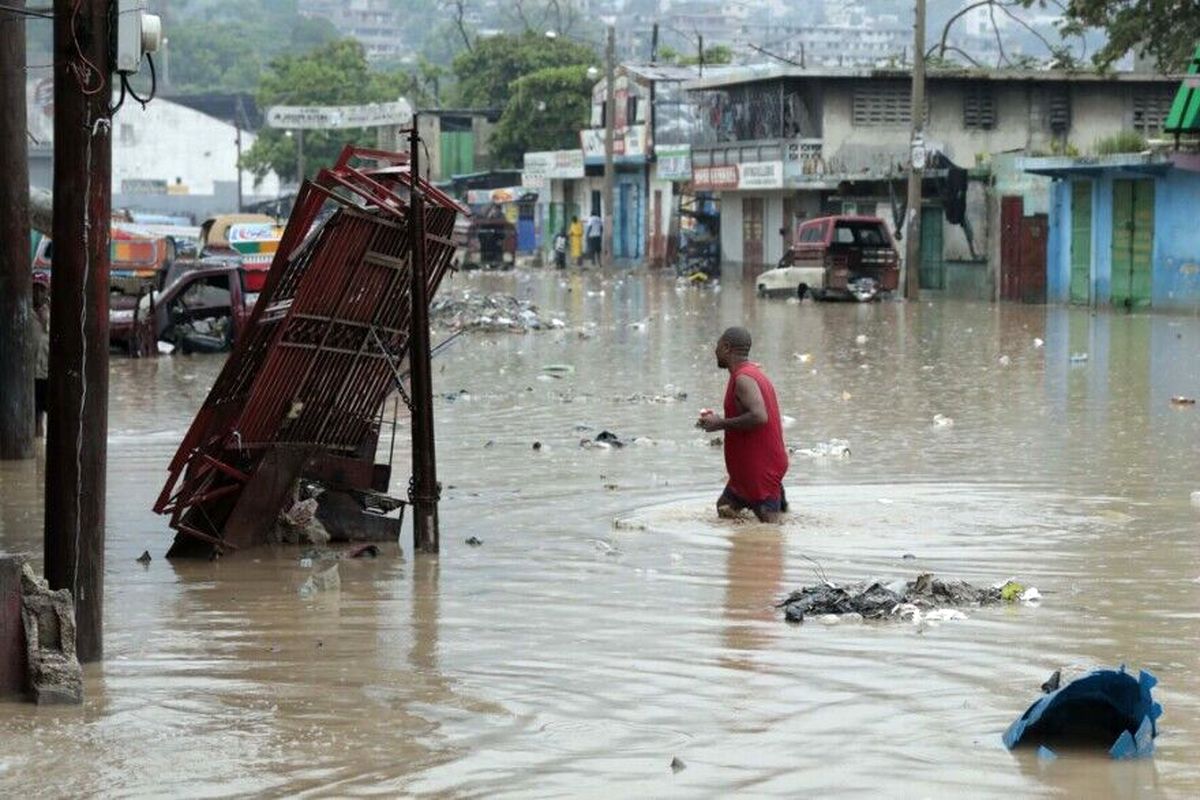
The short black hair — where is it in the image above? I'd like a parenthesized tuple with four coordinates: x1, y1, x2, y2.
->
(720, 326, 752, 354)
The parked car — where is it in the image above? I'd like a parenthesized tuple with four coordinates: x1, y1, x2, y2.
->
(757, 215, 900, 302)
(110, 260, 256, 356)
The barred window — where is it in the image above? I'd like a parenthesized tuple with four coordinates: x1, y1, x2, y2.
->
(962, 84, 996, 130)
(1048, 90, 1071, 134)
(852, 83, 912, 126)
(1133, 89, 1176, 134)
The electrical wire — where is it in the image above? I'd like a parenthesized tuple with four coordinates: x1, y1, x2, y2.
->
(124, 52, 157, 108)
(70, 0, 105, 96)
(0, 3, 53, 19)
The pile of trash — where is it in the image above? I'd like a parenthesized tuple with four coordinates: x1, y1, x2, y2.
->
(431, 291, 563, 333)
(615, 388, 689, 404)
(778, 572, 1040, 624)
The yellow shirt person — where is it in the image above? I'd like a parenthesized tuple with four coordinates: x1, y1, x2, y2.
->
(568, 217, 584, 263)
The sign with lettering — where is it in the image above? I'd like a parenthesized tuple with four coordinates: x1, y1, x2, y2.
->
(738, 161, 784, 190)
(265, 100, 413, 130)
(655, 144, 692, 181)
(692, 165, 739, 191)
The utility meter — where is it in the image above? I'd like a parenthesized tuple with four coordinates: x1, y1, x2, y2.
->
(116, 0, 163, 75)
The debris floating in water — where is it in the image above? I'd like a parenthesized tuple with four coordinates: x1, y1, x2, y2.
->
(933, 414, 954, 427)
(1033, 337, 1045, 348)
(790, 439, 851, 458)
(793, 352, 813, 363)
(1069, 352, 1089, 364)
(432, 291, 558, 333)
(1003, 667, 1161, 760)
(1170, 396, 1196, 406)
(778, 572, 1028, 624)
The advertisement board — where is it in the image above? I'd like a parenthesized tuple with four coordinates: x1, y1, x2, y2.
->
(655, 144, 692, 181)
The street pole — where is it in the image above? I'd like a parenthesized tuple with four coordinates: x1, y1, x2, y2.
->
(408, 117, 439, 554)
(46, 0, 111, 663)
(0, 0, 34, 460)
(235, 125, 244, 212)
(602, 24, 615, 267)
(904, 0, 926, 300)
(297, 129, 306, 184)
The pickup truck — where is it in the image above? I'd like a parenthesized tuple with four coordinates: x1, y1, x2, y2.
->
(110, 260, 256, 356)
(757, 215, 900, 302)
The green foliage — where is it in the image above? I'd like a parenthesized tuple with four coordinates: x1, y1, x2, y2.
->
(241, 40, 428, 183)
(1062, 0, 1200, 71)
(490, 65, 593, 167)
(657, 43, 734, 67)
(164, 1, 342, 94)
(451, 31, 597, 108)
(1094, 131, 1148, 155)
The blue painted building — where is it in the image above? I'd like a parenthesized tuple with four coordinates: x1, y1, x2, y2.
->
(1023, 153, 1200, 312)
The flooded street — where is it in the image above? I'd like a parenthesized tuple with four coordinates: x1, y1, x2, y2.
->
(2, 268, 1200, 797)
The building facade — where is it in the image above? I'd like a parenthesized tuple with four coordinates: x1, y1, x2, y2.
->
(1021, 153, 1200, 313)
(677, 66, 1179, 292)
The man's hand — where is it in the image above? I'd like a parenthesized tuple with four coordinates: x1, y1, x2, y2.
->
(697, 412, 724, 432)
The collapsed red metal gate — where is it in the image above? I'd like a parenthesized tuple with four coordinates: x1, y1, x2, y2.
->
(154, 145, 466, 556)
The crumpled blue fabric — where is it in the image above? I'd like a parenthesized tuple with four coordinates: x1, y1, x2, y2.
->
(1003, 666, 1161, 759)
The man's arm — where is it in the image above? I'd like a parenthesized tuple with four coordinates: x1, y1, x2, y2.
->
(701, 375, 767, 431)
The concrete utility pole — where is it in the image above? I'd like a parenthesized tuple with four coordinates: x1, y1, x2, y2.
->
(0, 0, 34, 460)
(904, 0, 926, 300)
(46, 0, 112, 663)
(602, 24, 615, 266)
(408, 117, 439, 554)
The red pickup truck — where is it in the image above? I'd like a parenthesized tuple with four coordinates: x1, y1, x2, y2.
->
(758, 215, 900, 301)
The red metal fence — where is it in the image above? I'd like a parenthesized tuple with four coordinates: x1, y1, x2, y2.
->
(154, 145, 466, 555)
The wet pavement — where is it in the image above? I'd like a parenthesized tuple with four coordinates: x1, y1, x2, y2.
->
(2, 268, 1199, 797)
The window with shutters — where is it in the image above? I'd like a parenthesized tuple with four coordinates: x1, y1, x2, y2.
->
(1132, 89, 1176, 134)
(1047, 90, 1071, 135)
(962, 84, 996, 130)
(852, 83, 912, 127)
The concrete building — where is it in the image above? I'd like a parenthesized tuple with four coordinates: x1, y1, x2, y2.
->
(27, 79, 282, 222)
(378, 109, 501, 184)
(677, 65, 1179, 295)
(299, 0, 405, 63)
(1021, 153, 1200, 313)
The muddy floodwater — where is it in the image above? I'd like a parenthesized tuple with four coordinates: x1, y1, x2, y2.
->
(3, 269, 1200, 797)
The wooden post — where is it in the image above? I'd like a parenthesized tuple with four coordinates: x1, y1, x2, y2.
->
(904, 0, 926, 300)
(408, 118, 439, 554)
(602, 25, 615, 267)
(0, 0, 34, 460)
(45, 0, 111, 663)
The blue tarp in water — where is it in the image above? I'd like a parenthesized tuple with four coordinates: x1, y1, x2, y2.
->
(1003, 667, 1162, 759)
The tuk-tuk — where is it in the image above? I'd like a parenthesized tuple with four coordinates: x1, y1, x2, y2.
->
(197, 213, 277, 257)
(458, 209, 516, 270)
(674, 202, 721, 278)
(227, 221, 284, 292)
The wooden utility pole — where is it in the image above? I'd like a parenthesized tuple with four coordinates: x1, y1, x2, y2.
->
(46, 0, 111, 663)
(0, 0, 34, 460)
(408, 117, 439, 554)
(602, 24, 615, 267)
(904, 0, 926, 299)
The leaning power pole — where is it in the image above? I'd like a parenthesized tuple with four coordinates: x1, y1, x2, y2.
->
(904, 0, 926, 299)
(408, 117, 439, 554)
(602, 24, 615, 267)
(46, 0, 112, 663)
(0, 0, 34, 460)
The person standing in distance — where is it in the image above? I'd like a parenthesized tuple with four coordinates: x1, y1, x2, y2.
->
(697, 327, 789, 523)
(585, 211, 603, 267)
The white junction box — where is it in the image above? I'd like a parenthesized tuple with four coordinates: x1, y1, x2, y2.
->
(116, 0, 163, 75)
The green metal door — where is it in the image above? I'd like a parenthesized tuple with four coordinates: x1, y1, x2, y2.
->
(919, 206, 944, 290)
(1111, 178, 1154, 309)
(1069, 181, 1092, 304)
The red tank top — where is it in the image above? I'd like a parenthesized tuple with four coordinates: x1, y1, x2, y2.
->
(723, 362, 789, 502)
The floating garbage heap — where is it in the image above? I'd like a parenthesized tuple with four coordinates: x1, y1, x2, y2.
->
(432, 291, 562, 333)
(778, 572, 1039, 624)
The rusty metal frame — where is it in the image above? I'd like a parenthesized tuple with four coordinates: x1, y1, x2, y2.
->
(154, 145, 466, 552)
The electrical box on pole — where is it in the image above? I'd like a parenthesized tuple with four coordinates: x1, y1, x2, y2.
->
(115, 0, 162, 75)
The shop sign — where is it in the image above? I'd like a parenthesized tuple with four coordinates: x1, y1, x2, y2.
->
(738, 161, 784, 190)
(655, 144, 692, 181)
(692, 165, 739, 191)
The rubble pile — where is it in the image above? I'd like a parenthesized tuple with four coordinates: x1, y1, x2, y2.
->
(432, 292, 563, 333)
(778, 572, 1037, 624)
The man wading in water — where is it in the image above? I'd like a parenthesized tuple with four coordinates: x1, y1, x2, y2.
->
(697, 327, 789, 523)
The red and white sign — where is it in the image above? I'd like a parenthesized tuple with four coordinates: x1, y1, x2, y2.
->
(692, 165, 739, 191)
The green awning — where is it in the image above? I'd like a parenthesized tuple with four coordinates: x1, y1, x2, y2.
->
(1165, 45, 1200, 134)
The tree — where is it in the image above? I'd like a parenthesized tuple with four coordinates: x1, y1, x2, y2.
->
(490, 65, 593, 166)
(451, 31, 597, 108)
(927, 1, 1085, 70)
(1061, 0, 1200, 71)
(241, 40, 429, 183)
